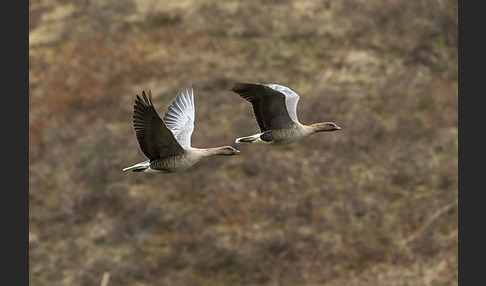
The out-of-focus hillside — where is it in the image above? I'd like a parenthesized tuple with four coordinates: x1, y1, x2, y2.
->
(29, 0, 458, 285)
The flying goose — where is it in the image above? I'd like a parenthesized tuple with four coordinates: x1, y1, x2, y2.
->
(231, 83, 341, 145)
(123, 85, 240, 173)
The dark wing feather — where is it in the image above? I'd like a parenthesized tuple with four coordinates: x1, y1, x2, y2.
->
(231, 83, 295, 132)
(132, 90, 184, 161)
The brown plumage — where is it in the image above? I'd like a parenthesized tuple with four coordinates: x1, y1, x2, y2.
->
(231, 83, 341, 145)
(123, 85, 240, 173)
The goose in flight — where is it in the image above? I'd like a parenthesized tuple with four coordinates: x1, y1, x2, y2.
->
(123, 85, 240, 173)
(231, 83, 341, 145)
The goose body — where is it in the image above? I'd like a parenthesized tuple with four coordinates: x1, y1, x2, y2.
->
(123, 85, 240, 173)
(231, 83, 341, 145)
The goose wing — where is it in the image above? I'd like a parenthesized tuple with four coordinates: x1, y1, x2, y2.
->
(132, 90, 184, 161)
(231, 83, 297, 132)
(162, 84, 195, 149)
(264, 84, 301, 124)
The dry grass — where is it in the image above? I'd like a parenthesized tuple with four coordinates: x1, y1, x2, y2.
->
(30, 0, 457, 285)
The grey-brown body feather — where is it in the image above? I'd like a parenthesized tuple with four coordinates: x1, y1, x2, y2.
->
(149, 149, 213, 173)
(260, 125, 313, 145)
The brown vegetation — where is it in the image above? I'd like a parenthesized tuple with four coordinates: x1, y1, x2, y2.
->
(29, 0, 458, 285)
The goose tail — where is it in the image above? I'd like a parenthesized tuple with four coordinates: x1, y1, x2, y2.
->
(236, 136, 256, 143)
(235, 133, 271, 145)
(122, 161, 150, 172)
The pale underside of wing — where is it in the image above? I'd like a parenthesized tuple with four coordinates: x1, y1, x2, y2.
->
(162, 84, 195, 149)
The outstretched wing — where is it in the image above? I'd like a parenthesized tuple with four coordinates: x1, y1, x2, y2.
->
(162, 84, 195, 149)
(132, 90, 184, 161)
(231, 83, 297, 132)
(264, 84, 301, 124)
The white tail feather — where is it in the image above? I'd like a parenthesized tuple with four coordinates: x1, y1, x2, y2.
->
(122, 161, 150, 172)
(235, 133, 271, 145)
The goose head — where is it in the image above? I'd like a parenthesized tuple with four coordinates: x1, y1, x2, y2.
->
(311, 122, 342, 132)
(217, 146, 241, 156)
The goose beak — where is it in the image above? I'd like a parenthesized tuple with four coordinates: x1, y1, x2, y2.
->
(334, 125, 342, 131)
(233, 149, 241, 155)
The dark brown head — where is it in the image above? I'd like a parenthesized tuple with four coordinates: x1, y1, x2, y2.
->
(310, 122, 342, 132)
(217, 146, 241, 156)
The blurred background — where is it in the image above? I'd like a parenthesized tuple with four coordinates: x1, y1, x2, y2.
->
(29, 0, 458, 285)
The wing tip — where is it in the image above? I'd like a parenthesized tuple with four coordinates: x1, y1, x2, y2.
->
(136, 89, 154, 107)
(231, 82, 253, 92)
(174, 84, 195, 109)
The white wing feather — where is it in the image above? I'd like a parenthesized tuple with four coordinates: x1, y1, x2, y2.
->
(163, 84, 195, 149)
(265, 84, 301, 124)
